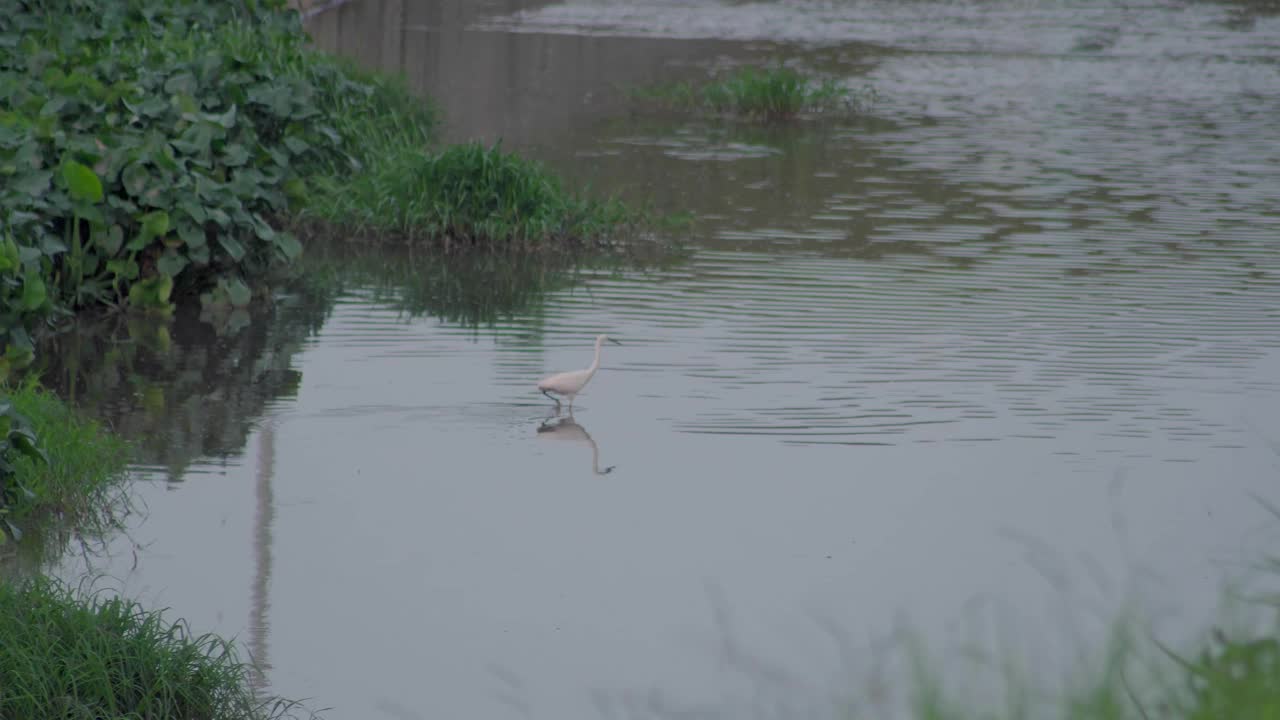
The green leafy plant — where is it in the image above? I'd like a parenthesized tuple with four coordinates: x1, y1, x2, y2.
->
(0, 390, 45, 541)
(0, 232, 52, 381)
(0, 0, 433, 331)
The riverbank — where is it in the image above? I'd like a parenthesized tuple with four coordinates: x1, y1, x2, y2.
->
(0, 0, 650, 375)
(0, 382, 309, 717)
(5, 0, 1277, 718)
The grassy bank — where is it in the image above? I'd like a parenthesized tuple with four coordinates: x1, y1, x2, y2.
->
(631, 64, 873, 121)
(0, 380, 129, 543)
(0, 0, 648, 373)
(0, 578, 303, 720)
(301, 141, 643, 250)
(0, 384, 295, 716)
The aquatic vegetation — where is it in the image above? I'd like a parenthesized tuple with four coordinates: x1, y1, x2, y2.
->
(0, 577, 307, 719)
(0, 379, 129, 543)
(0, 0, 436, 340)
(302, 142, 643, 249)
(632, 65, 872, 121)
(703, 66, 850, 119)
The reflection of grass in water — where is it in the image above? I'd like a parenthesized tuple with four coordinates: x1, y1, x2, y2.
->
(0, 578, 308, 720)
(35, 298, 326, 483)
(298, 238, 680, 327)
(630, 64, 875, 121)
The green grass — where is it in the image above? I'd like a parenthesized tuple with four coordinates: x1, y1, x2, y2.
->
(0, 577, 306, 720)
(1160, 627, 1280, 719)
(631, 64, 872, 121)
(898, 621, 1144, 720)
(900, 627, 1280, 720)
(0, 379, 129, 543)
(301, 142, 645, 249)
(905, 578, 1280, 720)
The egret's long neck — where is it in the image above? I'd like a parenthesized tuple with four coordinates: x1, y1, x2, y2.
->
(588, 338, 604, 373)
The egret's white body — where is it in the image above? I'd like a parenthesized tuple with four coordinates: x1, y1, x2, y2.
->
(537, 334, 621, 411)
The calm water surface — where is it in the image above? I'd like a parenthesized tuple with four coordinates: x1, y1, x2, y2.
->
(37, 0, 1280, 717)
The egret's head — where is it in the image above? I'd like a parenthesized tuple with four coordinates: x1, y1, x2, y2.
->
(597, 334, 622, 346)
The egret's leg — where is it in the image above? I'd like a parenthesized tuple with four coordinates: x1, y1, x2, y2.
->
(541, 388, 561, 410)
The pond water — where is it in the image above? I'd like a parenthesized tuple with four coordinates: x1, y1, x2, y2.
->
(34, 0, 1280, 717)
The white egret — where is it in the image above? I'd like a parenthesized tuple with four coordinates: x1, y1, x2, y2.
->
(537, 334, 621, 411)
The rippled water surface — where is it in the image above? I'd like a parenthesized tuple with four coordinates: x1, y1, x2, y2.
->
(33, 0, 1280, 717)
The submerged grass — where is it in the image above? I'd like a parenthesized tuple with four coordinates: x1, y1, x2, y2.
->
(632, 64, 872, 121)
(302, 142, 646, 250)
(0, 578, 306, 719)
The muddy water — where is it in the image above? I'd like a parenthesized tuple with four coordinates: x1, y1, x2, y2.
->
(41, 0, 1280, 718)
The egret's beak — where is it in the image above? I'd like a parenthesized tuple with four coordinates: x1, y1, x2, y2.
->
(608, 337, 622, 346)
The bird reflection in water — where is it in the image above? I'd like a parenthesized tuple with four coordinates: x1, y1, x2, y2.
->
(537, 413, 616, 475)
